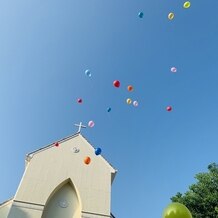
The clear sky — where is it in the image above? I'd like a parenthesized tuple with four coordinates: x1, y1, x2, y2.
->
(0, 0, 218, 217)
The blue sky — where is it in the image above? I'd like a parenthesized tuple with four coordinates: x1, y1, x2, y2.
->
(0, 0, 218, 217)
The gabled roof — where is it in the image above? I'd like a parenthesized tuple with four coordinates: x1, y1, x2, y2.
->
(26, 133, 117, 175)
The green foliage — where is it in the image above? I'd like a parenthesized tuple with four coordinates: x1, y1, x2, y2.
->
(171, 163, 218, 218)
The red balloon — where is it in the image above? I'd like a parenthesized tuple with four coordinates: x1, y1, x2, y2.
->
(54, 142, 59, 147)
(77, 98, 82, 103)
(166, 106, 172, 111)
(113, 80, 120, 88)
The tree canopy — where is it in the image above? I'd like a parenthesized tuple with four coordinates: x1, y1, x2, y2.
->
(171, 163, 218, 218)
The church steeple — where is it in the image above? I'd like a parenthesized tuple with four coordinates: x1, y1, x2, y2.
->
(2, 133, 117, 218)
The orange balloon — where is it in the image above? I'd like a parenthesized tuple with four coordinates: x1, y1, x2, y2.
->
(127, 85, 133, 91)
(84, 156, 91, 165)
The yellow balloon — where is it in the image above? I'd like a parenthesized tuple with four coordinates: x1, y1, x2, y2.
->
(163, 202, 192, 218)
(183, 1, 191, 9)
(126, 98, 132, 104)
(168, 12, 174, 20)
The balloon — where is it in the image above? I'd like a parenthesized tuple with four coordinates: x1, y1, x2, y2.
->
(133, 101, 138, 107)
(113, 80, 120, 88)
(166, 106, 172, 111)
(126, 98, 132, 104)
(168, 12, 174, 20)
(127, 85, 133, 92)
(171, 67, 177, 73)
(88, 120, 95, 127)
(162, 202, 192, 218)
(84, 156, 91, 165)
(107, 107, 112, 112)
(183, 1, 191, 9)
(54, 142, 59, 147)
(138, 12, 144, 18)
(77, 98, 82, 103)
(95, 147, 102, 155)
(85, 69, 91, 77)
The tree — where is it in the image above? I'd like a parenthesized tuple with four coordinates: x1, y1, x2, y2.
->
(171, 163, 218, 218)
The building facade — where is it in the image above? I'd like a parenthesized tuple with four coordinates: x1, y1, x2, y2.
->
(0, 133, 117, 218)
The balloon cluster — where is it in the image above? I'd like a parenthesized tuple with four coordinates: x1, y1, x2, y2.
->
(113, 81, 139, 107)
(136, 4, 194, 217)
(83, 147, 102, 165)
(168, 1, 191, 20)
(138, 2, 191, 21)
(74, 2, 194, 169)
(70, 3, 196, 217)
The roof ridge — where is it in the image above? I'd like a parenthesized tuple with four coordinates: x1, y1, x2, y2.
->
(26, 132, 80, 157)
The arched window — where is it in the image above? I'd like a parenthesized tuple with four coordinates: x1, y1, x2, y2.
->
(41, 179, 81, 218)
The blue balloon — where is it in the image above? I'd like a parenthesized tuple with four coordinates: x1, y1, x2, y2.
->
(95, 147, 102, 155)
(85, 69, 91, 77)
(138, 12, 144, 18)
(107, 107, 111, 112)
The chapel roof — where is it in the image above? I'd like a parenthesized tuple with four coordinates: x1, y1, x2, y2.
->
(26, 133, 117, 175)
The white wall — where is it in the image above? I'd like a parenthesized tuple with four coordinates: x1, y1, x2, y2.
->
(42, 182, 80, 218)
(0, 201, 12, 218)
(11, 134, 114, 217)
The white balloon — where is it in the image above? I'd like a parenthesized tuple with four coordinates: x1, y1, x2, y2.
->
(133, 101, 138, 107)
(171, 67, 177, 73)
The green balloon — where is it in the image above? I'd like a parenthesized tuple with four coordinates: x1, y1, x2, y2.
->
(163, 202, 192, 218)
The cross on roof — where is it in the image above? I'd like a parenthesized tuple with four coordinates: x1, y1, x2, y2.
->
(74, 122, 86, 133)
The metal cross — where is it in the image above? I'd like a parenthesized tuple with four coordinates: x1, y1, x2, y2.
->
(74, 122, 86, 133)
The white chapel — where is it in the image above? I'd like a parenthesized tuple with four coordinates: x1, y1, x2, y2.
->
(0, 132, 117, 218)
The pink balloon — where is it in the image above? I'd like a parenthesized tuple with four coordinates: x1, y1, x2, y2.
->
(88, 120, 95, 128)
(77, 98, 82, 103)
(166, 106, 172, 111)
